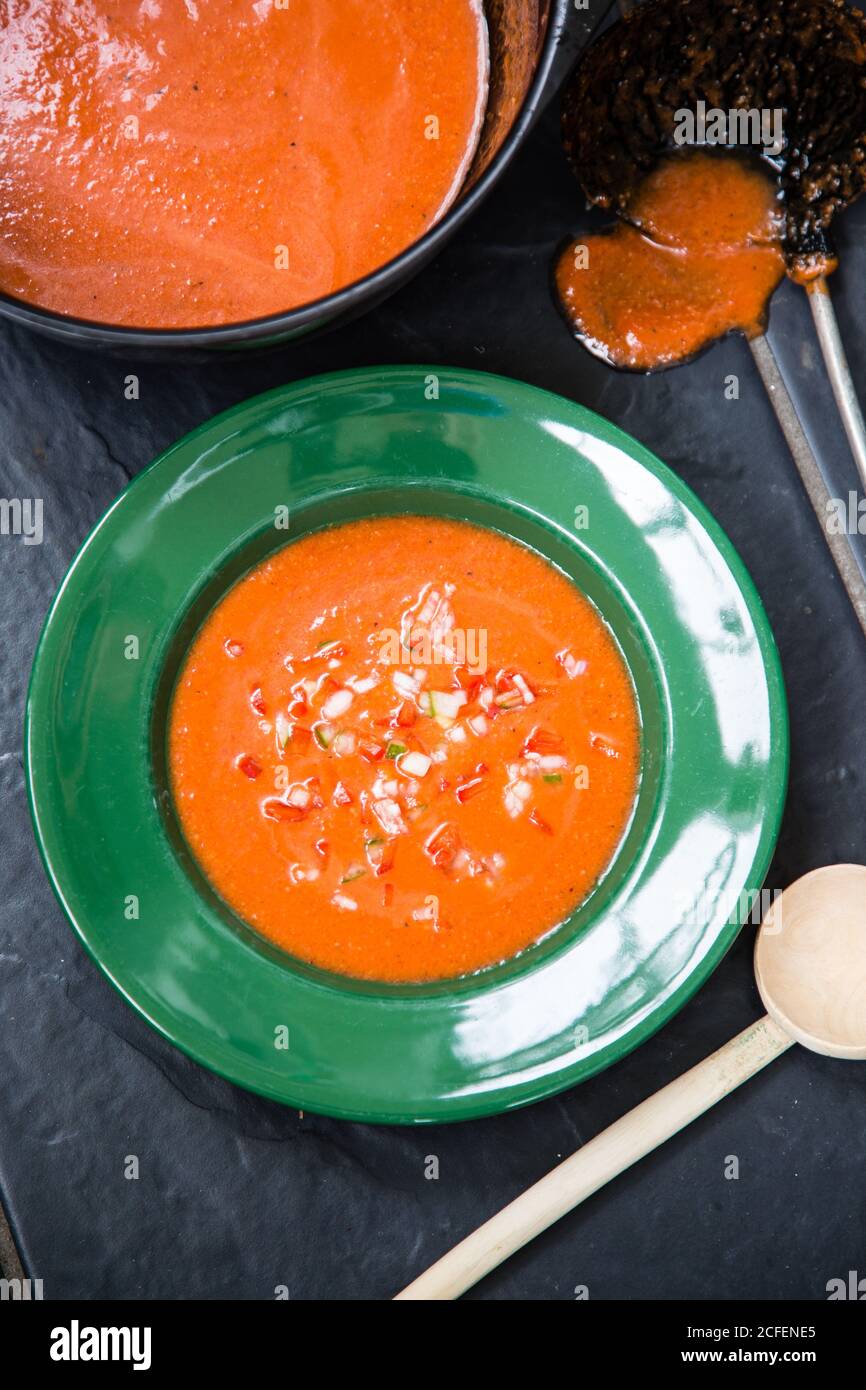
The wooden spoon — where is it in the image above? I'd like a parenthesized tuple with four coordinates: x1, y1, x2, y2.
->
(395, 864, 866, 1300)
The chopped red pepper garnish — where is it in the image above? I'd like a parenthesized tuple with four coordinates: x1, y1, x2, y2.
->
(250, 686, 266, 715)
(382, 883, 394, 908)
(455, 668, 484, 698)
(374, 839, 397, 877)
(425, 822, 461, 871)
(359, 739, 385, 763)
(455, 775, 485, 803)
(237, 755, 261, 780)
(396, 700, 416, 728)
(288, 725, 313, 752)
(287, 695, 308, 719)
(523, 727, 565, 756)
(262, 798, 307, 823)
(529, 809, 553, 834)
(332, 781, 354, 807)
(590, 732, 621, 759)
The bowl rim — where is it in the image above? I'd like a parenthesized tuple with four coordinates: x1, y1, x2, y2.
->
(0, 0, 569, 348)
(24, 366, 790, 1122)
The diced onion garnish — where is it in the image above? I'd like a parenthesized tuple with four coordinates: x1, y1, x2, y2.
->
(556, 649, 588, 679)
(289, 863, 320, 884)
(392, 670, 420, 697)
(537, 754, 568, 771)
(287, 785, 311, 809)
(468, 714, 489, 736)
(372, 798, 407, 836)
(504, 779, 533, 818)
(332, 731, 357, 758)
(348, 673, 379, 694)
(275, 712, 291, 748)
(331, 893, 358, 911)
(440, 690, 468, 716)
(322, 688, 353, 721)
(314, 724, 335, 749)
(512, 673, 535, 705)
(446, 724, 468, 744)
(399, 751, 431, 778)
(421, 689, 467, 721)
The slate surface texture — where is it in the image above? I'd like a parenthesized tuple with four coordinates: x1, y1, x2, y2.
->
(1, 8, 865, 1300)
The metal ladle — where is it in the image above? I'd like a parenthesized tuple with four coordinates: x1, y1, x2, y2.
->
(565, 0, 866, 636)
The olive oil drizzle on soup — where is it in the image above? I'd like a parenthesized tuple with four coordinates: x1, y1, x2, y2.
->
(169, 518, 640, 982)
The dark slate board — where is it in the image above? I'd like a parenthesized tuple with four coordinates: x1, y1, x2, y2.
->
(2, 24, 866, 1299)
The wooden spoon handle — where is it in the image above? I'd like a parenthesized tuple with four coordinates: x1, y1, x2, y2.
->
(394, 1015, 793, 1300)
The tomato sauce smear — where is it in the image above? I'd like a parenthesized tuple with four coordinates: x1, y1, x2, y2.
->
(556, 152, 786, 371)
(169, 518, 640, 982)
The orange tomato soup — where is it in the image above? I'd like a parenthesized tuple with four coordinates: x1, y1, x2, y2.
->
(556, 152, 786, 370)
(0, 0, 487, 327)
(169, 518, 640, 982)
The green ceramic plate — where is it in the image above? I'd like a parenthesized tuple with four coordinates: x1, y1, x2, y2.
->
(26, 367, 788, 1124)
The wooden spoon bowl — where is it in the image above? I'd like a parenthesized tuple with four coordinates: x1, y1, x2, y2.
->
(756, 864, 866, 1059)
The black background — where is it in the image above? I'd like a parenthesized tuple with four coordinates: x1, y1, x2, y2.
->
(2, 7, 866, 1301)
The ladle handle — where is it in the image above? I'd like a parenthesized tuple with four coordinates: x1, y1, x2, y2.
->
(394, 1015, 793, 1300)
(807, 278, 866, 494)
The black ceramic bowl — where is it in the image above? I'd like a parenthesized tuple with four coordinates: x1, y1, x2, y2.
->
(0, 1, 568, 353)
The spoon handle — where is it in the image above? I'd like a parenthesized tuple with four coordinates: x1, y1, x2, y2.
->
(807, 278, 866, 494)
(748, 334, 866, 641)
(394, 1015, 793, 1300)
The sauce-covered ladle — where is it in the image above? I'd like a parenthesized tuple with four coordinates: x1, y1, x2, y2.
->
(561, 0, 866, 640)
(395, 865, 866, 1300)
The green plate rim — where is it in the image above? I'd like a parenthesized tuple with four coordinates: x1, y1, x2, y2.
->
(24, 366, 789, 1123)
